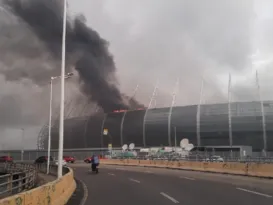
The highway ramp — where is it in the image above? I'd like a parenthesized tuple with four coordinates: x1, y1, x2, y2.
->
(70, 163, 273, 205)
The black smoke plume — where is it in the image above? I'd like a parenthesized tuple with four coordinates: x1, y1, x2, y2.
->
(2, 0, 141, 112)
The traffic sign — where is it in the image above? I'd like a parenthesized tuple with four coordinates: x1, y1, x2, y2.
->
(108, 144, 112, 150)
(103, 129, 108, 135)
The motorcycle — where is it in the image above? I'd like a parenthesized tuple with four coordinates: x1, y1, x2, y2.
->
(91, 163, 99, 174)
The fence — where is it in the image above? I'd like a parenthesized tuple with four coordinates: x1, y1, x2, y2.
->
(0, 163, 37, 199)
(1, 148, 273, 163)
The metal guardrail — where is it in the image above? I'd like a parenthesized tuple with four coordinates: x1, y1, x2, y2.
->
(0, 163, 37, 198)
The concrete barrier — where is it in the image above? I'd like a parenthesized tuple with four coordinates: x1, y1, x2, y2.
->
(101, 159, 273, 178)
(0, 167, 76, 205)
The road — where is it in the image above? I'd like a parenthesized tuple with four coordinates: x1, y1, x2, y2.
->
(70, 163, 273, 205)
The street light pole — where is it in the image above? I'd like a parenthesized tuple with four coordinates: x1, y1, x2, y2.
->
(47, 78, 53, 174)
(47, 73, 73, 175)
(58, 0, 67, 178)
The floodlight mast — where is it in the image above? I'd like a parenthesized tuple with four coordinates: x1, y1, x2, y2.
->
(256, 70, 267, 157)
(120, 85, 139, 146)
(228, 73, 233, 157)
(100, 113, 108, 148)
(143, 80, 159, 147)
(196, 77, 204, 147)
(168, 78, 179, 146)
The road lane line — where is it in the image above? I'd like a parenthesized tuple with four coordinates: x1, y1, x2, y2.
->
(129, 178, 140, 183)
(160, 192, 179, 203)
(180, 176, 195, 181)
(236, 188, 272, 198)
(145, 171, 153, 174)
(116, 168, 125, 170)
(108, 173, 115, 176)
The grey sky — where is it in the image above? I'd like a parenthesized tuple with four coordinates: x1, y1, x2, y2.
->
(68, 0, 273, 105)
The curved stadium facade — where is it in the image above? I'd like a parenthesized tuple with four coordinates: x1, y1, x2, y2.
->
(48, 101, 273, 152)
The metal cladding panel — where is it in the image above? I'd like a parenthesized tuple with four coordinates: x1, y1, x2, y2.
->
(123, 110, 145, 146)
(145, 108, 169, 146)
(46, 101, 273, 151)
(171, 106, 197, 146)
(102, 113, 124, 147)
(84, 115, 104, 148)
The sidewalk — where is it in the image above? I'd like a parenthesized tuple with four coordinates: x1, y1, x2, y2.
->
(36, 173, 56, 186)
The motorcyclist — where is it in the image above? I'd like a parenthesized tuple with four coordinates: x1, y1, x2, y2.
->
(91, 154, 100, 173)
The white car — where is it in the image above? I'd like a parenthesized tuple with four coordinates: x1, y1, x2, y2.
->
(55, 159, 67, 166)
(205, 155, 224, 162)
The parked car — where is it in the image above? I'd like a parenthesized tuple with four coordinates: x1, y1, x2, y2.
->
(205, 155, 224, 162)
(34, 156, 53, 164)
(84, 157, 92, 163)
(63, 156, 75, 163)
(55, 159, 67, 166)
(0, 156, 13, 163)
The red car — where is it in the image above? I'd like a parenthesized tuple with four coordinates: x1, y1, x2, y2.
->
(84, 157, 92, 163)
(84, 155, 105, 163)
(63, 156, 75, 163)
(0, 156, 13, 163)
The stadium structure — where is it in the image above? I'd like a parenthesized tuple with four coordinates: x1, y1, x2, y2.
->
(37, 101, 273, 152)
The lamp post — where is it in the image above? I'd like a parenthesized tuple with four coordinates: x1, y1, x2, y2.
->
(58, 0, 68, 178)
(47, 72, 73, 175)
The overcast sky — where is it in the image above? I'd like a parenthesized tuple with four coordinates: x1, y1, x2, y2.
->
(1, 0, 273, 149)
(68, 0, 273, 105)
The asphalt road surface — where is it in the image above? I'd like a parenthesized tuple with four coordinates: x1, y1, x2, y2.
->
(70, 163, 273, 205)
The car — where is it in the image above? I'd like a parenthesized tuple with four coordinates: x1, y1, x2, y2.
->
(63, 156, 75, 163)
(0, 156, 13, 163)
(55, 159, 67, 166)
(84, 157, 92, 163)
(205, 155, 224, 162)
(34, 156, 53, 164)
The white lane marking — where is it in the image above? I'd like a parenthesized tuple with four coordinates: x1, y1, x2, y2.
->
(160, 192, 179, 203)
(180, 176, 195, 181)
(108, 173, 115, 176)
(236, 188, 272, 198)
(129, 178, 140, 183)
(78, 179, 88, 205)
(116, 168, 125, 170)
(145, 171, 153, 174)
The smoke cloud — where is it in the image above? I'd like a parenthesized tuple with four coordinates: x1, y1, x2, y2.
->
(1, 0, 140, 112)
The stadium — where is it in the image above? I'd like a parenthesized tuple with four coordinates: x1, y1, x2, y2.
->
(39, 100, 273, 153)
